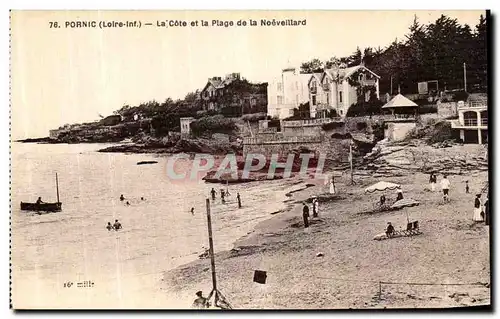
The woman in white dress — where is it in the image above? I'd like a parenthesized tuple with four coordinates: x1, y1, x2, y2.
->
(473, 194, 484, 222)
(329, 178, 336, 194)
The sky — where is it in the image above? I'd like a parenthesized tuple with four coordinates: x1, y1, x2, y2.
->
(11, 10, 485, 139)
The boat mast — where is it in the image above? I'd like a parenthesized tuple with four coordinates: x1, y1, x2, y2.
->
(56, 173, 60, 203)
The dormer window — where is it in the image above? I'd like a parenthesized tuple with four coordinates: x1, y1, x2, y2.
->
(359, 74, 364, 82)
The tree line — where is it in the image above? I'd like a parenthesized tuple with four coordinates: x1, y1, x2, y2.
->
(300, 14, 488, 95)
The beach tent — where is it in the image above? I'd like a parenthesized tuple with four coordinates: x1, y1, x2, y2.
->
(390, 198, 419, 209)
(364, 181, 401, 193)
(390, 198, 420, 224)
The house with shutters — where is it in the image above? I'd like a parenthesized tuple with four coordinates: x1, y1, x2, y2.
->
(308, 64, 380, 118)
(200, 73, 267, 116)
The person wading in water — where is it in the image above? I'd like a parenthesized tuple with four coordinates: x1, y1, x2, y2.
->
(237, 192, 242, 208)
(210, 188, 216, 201)
(113, 219, 122, 231)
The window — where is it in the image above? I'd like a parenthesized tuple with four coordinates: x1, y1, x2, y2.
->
(277, 96, 283, 104)
(277, 82, 283, 91)
(250, 98, 257, 106)
(312, 95, 317, 106)
(339, 91, 343, 103)
(296, 95, 299, 105)
(359, 74, 364, 81)
(326, 93, 330, 105)
(340, 110, 343, 115)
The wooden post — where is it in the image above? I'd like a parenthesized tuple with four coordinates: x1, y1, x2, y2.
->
(463, 63, 467, 92)
(55, 173, 60, 203)
(205, 198, 218, 297)
(332, 173, 336, 194)
(378, 281, 382, 300)
(349, 142, 354, 184)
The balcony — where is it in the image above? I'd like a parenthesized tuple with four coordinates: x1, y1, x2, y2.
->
(464, 119, 478, 126)
(360, 79, 377, 86)
(450, 118, 488, 129)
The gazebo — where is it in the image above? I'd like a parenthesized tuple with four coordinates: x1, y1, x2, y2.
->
(382, 94, 419, 119)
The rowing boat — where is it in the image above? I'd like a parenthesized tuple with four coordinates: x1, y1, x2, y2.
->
(20, 202, 62, 212)
(20, 172, 63, 213)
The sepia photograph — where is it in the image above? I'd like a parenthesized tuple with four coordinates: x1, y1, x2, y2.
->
(9, 10, 490, 310)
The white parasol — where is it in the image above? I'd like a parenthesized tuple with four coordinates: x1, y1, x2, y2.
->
(364, 181, 401, 193)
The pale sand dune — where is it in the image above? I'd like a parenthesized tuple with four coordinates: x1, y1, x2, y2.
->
(163, 171, 490, 309)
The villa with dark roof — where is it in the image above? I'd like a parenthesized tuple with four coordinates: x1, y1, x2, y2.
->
(200, 73, 267, 115)
(308, 64, 380, 118)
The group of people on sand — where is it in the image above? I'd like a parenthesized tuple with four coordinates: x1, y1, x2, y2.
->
(302, 198, 319, 228)
(209, 187, 242, 208)
(428, 173, 489, 224)
(428, 173, 452, 202)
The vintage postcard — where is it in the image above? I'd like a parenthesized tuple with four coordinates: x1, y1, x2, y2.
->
(10, 10, 490, 310)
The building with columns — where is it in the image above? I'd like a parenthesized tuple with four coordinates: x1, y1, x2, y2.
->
(450, 93, 488, 144)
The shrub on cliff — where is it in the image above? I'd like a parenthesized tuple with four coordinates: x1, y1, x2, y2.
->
(241, 112, 269, 122)
(322, 121, 344, 131)
(426, 121, 454, 144)
(190, 115, 238, 137)
(405, 119, 454, 144)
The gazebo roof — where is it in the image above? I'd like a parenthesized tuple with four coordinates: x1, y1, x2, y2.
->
(382, 94, 418, 109)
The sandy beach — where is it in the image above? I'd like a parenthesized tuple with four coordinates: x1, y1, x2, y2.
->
(163, 170, 490, 309)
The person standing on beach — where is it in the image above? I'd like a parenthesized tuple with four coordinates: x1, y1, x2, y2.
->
(221, 189, 226, 204)
(484, 195, 490, 226)
(329, 177, 336, 194)
(210, 188, 216, 201)
(441, 175, 451, 202)
(465, 181, 470, 194)
(429, 173, 437, 192)
(237, 192, 242, 208)
(302, 203, 310, 228)
(120, 194, 125, 201)
(473, 194, 484, 222)
(106, 222, 113, 231)
(312, 198, 319, 218)
(190, 207, 195, 215)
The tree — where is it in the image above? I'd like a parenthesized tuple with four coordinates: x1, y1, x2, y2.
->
(300, 58, 324, 74)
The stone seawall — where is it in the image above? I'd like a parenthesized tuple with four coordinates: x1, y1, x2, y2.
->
(243, 141, 324, 158)
(243, 137, 354, 167)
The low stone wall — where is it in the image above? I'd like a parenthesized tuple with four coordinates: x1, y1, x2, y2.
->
(243, 141, 324, 159)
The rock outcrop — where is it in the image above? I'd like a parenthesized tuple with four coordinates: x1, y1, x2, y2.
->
(360, 139, 488, 177)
